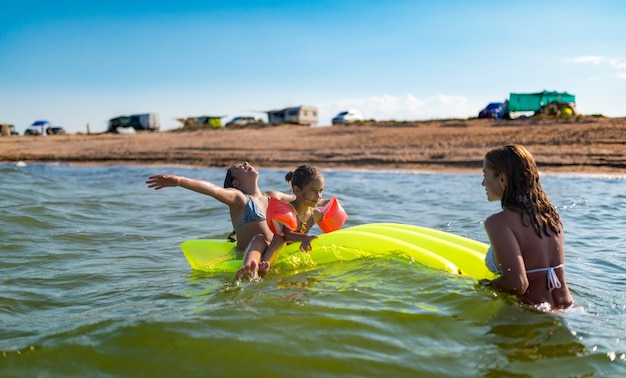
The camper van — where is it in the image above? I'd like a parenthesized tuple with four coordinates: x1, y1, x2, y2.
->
(108, 113, 160, 133)
(267, 105, 318, 126)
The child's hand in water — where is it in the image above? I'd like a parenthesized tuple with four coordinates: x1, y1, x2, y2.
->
(300, 235, 318, 252)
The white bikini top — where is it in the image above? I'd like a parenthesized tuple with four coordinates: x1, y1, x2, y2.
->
(485, 247, 563, 291)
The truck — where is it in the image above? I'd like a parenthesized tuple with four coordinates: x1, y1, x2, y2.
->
(479, 91, 577, 119)
(506, 91, 575, 115)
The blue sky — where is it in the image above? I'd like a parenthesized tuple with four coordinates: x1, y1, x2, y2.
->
(1, 0, 625, 133)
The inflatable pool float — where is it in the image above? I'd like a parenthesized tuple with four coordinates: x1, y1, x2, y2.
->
(180, 223, 495, 280)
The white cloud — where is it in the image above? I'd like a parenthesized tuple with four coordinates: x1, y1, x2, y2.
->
(318, 93, 472, 125)
(565, 56, 626, 81)
(566, 56, 605, 65)
(566, 55, 626, 70)
(608, 58, 626, 70)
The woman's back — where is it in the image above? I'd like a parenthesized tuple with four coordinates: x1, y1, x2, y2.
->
(507, 209, 574, 308)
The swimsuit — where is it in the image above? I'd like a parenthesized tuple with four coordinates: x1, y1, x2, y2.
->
(234, 194, 267, 231)
(266, 197, 314, 235)
(526, 265, 564, 291)
(289, 203, 314, 233)
(485, 246, 564, 291)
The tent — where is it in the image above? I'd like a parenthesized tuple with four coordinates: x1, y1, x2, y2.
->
(506, 91, 575, 113)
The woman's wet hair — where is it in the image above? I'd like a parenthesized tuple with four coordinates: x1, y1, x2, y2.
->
(285, 164, 322, 189)
(484, 145, 561, 236)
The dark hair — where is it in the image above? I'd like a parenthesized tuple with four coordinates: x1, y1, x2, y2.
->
(223, 165, 236, 188)
(484, 145, 561, 237)
(285, 164, 322, 189)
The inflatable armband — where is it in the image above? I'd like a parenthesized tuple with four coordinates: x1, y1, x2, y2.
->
(318, 197, 348, 233)
(266, 197, 298, 235)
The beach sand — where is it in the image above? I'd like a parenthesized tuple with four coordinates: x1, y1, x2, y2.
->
(2, 116, 625, 173)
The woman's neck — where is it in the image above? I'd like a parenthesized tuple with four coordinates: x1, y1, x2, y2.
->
(238, 182, 261, 196)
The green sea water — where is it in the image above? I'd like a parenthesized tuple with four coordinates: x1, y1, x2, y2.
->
(1, 163, 625, 377)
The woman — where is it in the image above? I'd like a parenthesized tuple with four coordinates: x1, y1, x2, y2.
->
(146, 162, 293, 253)
(480, 145, 575, 310)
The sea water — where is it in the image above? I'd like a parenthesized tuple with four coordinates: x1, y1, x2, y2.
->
(1, 163, 625, 377)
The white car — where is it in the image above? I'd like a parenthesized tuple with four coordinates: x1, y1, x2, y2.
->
(226, 116, 258, 127)
(332, 109, 363, 125)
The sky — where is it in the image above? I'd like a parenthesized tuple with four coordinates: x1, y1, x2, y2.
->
(1, 0, 625, 134)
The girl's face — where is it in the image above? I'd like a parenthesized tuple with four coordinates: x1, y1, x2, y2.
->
(294, 177, 324, 207)
(482, 159, 505, 202)
(230, 161, 257, 184)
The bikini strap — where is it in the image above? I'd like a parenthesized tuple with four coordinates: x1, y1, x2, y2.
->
(527, 264, 563, 291)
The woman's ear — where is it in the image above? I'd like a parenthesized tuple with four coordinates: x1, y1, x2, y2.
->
(499, 173, 507, 190)
(231, 178, 240, 189)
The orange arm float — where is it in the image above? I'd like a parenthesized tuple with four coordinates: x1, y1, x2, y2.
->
(318, 197, 348, 233)
(266, 197, 298, 235)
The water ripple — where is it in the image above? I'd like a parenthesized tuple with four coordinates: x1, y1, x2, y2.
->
(1, 165, 626, 376)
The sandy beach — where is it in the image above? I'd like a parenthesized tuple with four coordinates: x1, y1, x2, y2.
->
(2, 116, 626, 173)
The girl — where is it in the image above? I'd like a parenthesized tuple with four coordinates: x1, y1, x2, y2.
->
(236, 164, 325, 280)
(480, 145, 576, 310)
(146, 162, 293, 253)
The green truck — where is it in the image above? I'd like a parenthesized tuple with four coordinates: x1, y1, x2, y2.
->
(506, 90, 576, 114)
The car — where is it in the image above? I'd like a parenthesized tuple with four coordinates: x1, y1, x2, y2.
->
(226, 116, 258, 127)
(332, 109, 363, 125)
(24, 127, 43, 135)
(47, 126, 66, 135)
(478, 102, 505, 119)
(25, 120, 52, 136)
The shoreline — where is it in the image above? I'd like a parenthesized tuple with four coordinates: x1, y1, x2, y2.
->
(2, 117, 625, 174)
(11, 160, 626, 177)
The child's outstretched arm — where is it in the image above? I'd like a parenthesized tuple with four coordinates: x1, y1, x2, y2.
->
(146, 174, 243, 206)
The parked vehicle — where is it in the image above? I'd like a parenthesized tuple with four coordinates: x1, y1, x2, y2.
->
(47, 126, 66, 135)
(507, 91, 575, 114)
(478, 102, 505, 119)
(266, 105, 318, 126)
(177, 116, 225, 130)
(108, 113, 160, 133)
(25, 120, 52, 135)
(226, 116, 257, 127)
(332, 109, 363, 124)
(24, 128, 42, 135)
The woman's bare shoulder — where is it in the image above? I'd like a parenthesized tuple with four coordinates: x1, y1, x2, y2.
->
(489, 207, 520, 220)
(485, 209, 519, 231)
